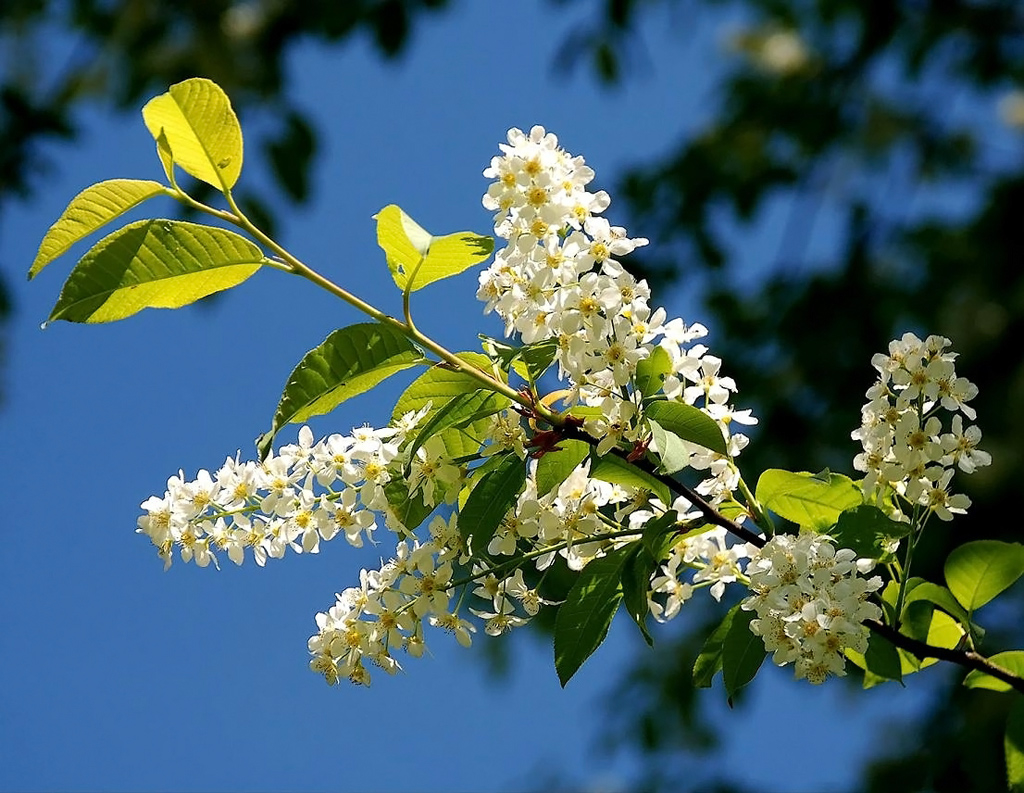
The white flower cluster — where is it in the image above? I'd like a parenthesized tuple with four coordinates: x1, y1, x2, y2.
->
(478, 126, 757, 508)
(136, 411, 432, 570)
(852, 332, 989, 521)
(308, 534, 476, 686)
(648, 527, 751, 622)
(743, 532, 883, 684)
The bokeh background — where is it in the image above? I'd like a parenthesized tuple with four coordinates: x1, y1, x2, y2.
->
(3, 2, 1023, 791)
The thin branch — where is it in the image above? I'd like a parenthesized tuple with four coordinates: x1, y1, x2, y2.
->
(558, 424, 765, 548)
(865, 618, 1024, 695)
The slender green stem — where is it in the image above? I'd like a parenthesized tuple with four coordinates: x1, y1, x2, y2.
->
(893, 512, 924, 625)
(737, 473, 774, 535)
(186, 186, 561, 425)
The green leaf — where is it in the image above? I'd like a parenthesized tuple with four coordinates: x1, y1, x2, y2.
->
(404, 389, 510, 473)
(458, 453, 526, 555)
(846, 631, 903, 687)
(722, 607, 766, 702)
(648, 418, 690, 475)
(903, 581, 973, 631)
(535, 439, 590, 496)
(898, 604, 964, 673)
(46, 219, 262, 324)
(589, 453, 671, 506)
(142, 77, 244, 190)
(554, 544, 634, 686)
(754, 469, 862, 530)
(640, 510, 680, 561)
(634, 345, 672, 396)
(374, 204, 493, 293)
(29, 179, 166, 279)
(945, 540, 1024, 612)
(257, 323, 428, 458)
(828, 504, 911, 560)
(481, 336, 560, 383)
(621, 544, 657, 647)
(645, 400, 727, 455)
(1007, 699, 1024, 793)
(383, 478, 433, 535)
(693, 606, 737, 688)
(964, 651, 1024, 693)
(391, 353, 500, 459)
(457, 452, 508, 510)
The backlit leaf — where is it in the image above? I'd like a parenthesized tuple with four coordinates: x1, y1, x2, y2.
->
(391, 353, 501, 459)
(29, 179, 166, 279)
(142, 78, 244, 190)
(964, 651, 1024, 693)
(945, 540, 1024, 612)
(755, 469, 862, 530)
(47, 219, 262, 324)
(375, 204, 493, 292)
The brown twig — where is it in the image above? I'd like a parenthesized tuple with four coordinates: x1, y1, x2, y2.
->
(864, 619, 1024, 694)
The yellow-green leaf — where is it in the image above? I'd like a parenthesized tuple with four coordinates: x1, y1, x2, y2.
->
(257, 323, 429, 458)
(29, 179, 166, 280)
(963, 651, 1024, 693)
(755, 468, 862, 530)
(945, 540, 1024, 613)
(375, 204, 492, 292)
(142, 78, 243, 190)
(391, 353, 502, 460)
(47, 219, 263, 324)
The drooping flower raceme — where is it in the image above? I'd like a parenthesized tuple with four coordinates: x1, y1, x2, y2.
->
(851, 332, 988, 522)
(742, 532, 883, 684)
(136, 413, 431, 570)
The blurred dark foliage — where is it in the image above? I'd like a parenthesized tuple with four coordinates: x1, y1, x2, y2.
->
(4, 0, 1024, 790)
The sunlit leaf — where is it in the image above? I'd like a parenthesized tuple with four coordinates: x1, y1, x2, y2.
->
(404, 389, 509, 472)
(589, 452, 671, 505)
(29, 179, 166, 279)
(481, 336, 560, 383)
(47, 219, 262, 324)
(945, 540, 1024, 612)
(903, 581, 972, 630)
(258, 323, 428, 458)
(634, 345, 672, 396)
(142, 78, 243, 190)
(391, 353, 501, 459)
(645, 399, 727, 455)
(755, 468, 862, 530)
(375, 204, 493, 292)
(964, 651, 1024, 693)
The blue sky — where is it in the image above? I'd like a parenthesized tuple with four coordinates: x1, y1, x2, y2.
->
(2, 2, 945, 791)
